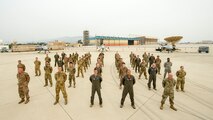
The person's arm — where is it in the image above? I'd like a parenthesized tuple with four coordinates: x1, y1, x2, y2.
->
(162, 79, 166, 88)
(148, 68, 151, 74)
(89, 75, 92, 82)
(100, 77, 102, 83)
(133, 76, 136, 85)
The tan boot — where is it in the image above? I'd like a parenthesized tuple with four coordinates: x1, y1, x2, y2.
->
(18, 99, 25, 104)
(170, 105, 177, 111)
(25, 98, 30, 104)
(64, 98, 68, 105)
(160, 103, 164, 110)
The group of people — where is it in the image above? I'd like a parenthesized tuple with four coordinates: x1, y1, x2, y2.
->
(16, 52, 92, 105)
(16, 51, 186, 111)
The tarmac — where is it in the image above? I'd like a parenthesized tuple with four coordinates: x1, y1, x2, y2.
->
(0, 44, 213, 120)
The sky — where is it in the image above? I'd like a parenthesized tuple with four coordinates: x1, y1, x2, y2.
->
(0, 0, 213, 43)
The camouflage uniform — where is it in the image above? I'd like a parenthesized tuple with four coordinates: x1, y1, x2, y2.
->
(164, 61, 172, 79)
(17, 71, 30, 104)
(76, 60, 84, 78)
(138, 61, 147, 79)
(34, 60, 41, 76)
(67, 66, 76, 88)
(54, 71, 68, 105)
(17, 63, 26, 71)
(176, 70, 186, 92)
(64, 57, 69, 72)
(44, 65, 53, 87)
(119, 66, 128, 87)
(160, 78, 177, 111)
(155, 57, 161, 74)
(45, 56, 51, 63)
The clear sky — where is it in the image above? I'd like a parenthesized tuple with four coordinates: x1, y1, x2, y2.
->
(0, 0, 212, 43)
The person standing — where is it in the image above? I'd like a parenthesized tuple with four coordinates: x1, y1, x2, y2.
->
(54, 66, 68, 105)
(148, 63, 157, 90)
(17, 66, 30, 104)
(155, 55, 162, 75)
(54, 52, 59, 67)
(61, 52, 66, 61)
(67, 62, 76, 88)
(120, 69, 136, 109)
(89, 68, 103, 107)
(164, 58, 172, 79)
(134, 55, 141, 73)
(149, 54, 155, 68)
(176, 66, 186, 92)
(138, 59, 147, 80)
(44, 62, 53, 87)
(58, 57, 64, 71)
(64, 55, 69, 72)
(34, 57, 41, 76)
(160, 73, 177, 111)
(45, 54, 51, 63)
(17, 60, 26, 71)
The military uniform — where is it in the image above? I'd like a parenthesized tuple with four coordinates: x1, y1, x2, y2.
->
(17, 71, 30, 104)
(58, 60, 64, 71)
(95, 66, 102, 77)
(17, 63, 26, 71)
(143, 53, 148, 67)
(155, 57, 161, 75)
(148, 67, 157, 90)
(149, 55, 155, 67)
(120, 75, 136, 109)
(160, 78, 177, 111)
(45, 56, 51, 63)
(138, 61, 147, 80)
(176, 70, 186, 92)
(134, 57, 141, 73)
(54, 71, 68, 105)
(119, 66, 128, 87)
(164, 61, 172, 79)
(54, 54, 59, 67)
(34, 60, 41, 76)
(76, 60, 84, 78)
(64, 57, 69, 72)
(44, 65, 53, 87)
(89, 74, 103, 106)
(67, 66, 76, 88)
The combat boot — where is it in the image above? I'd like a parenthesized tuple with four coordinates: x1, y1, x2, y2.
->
(170, 105, 177, 111)
(90, 104, 93, 107)
(131, 105, 136, 109)
(120, 104, 123, 108)
(50, 84, 53, 87)
(54, 100, 58, 105)
(68, 84, 71, 88)
(43, 84, 48, 87)
(25, 98, 30, 104)
(181, 90, 185, 92)
(18, 99, 25, 104)
(160, 103, 164, 110)
(64, 98, 68, 105)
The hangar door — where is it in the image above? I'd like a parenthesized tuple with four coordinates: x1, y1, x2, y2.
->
(128, 40, 134, 45)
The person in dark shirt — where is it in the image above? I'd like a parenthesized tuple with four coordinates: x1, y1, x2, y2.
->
(120, 69, 136, 109)
(89, 68, 103, 107)
(148, 63, 158, 90)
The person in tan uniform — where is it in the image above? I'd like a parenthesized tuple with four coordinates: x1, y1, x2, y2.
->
(17, 66, 30, 104)
(119, 62, 128, 89)
(155, 55, 162, 75)
(44, 62, 53, 87)
(45, 54, 51, 63)
(76, 58, 84, 78)
(138, 59, 147, 80)
(67, 62, 76, 88)
(54, 66, 68, 105)
(176, 66, 186, 92)
(34, 57, 41, 76)
(64, 55, 69, 72)
(17, 60, 26, 71)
